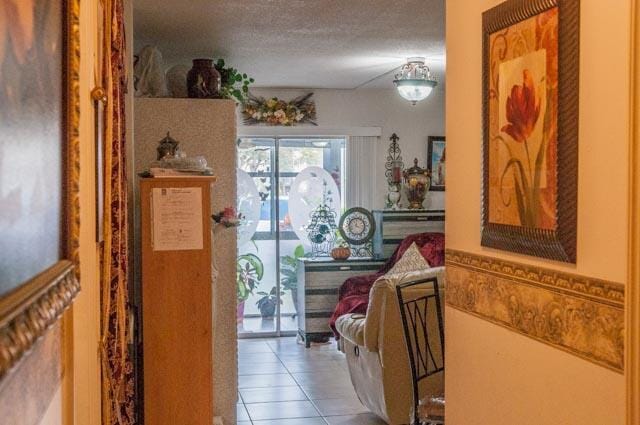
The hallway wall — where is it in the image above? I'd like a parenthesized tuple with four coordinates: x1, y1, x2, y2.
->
(445, 0, 630, 424)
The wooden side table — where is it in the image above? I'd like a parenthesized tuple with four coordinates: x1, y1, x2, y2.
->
(297, 257, 385, 348)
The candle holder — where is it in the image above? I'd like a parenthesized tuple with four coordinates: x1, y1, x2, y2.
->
(385, 133, 404, 209)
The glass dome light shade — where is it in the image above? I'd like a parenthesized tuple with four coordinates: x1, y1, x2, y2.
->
(394, 79, 437, 105)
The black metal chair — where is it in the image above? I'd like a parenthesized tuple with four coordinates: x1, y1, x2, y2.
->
(396, 277, 445, 425)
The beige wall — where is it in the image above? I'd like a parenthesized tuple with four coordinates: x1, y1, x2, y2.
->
(445, 0, 630, 424)
(249, 88, 446, 210)
(134, 98, 238, 424)
(39, 0, 103, 423)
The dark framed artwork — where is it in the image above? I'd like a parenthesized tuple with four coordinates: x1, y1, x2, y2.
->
(427, 136, 445, 191)
(481, 0, 579, 263)
(0, 0, 81, 380)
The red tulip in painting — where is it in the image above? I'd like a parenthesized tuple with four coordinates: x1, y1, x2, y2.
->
(488, 7, 558, 231)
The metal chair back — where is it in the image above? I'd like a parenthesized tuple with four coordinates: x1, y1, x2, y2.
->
(396, 277, 445, 425)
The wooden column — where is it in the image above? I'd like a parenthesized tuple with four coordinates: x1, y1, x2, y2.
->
(140, 176, 216, 425)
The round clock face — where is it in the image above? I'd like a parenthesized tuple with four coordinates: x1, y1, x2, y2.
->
(348, 217, 366, 235)
(339, 208, 375, 246)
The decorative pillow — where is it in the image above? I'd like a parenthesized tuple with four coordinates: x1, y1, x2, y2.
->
(386, 242, 431, 275)
(419, 238, 445, 267)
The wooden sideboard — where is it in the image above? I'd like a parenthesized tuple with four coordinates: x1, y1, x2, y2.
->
(140, 177, 216, 425)
(372, 209, 445, 259)
(297, 257, 385, 347)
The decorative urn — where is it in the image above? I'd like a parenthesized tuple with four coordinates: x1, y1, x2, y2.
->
(156, 131, 180, 160)
(403, 158, 431, 209)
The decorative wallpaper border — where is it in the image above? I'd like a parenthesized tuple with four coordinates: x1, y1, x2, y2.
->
(445, 249, 625, 372)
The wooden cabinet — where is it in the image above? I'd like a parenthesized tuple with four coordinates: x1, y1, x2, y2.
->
(297, 258, 385, 347)
(373, 210, 445, 259)
(140, 177, 216, 425)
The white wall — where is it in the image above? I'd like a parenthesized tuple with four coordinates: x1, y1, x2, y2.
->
(247, 87, 446, 210)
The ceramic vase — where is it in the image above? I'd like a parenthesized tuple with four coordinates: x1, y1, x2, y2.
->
(187, 59, 221, 99)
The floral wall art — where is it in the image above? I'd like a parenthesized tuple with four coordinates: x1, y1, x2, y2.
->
(242, 92, 317, 126)
(482, 0, 579, 263)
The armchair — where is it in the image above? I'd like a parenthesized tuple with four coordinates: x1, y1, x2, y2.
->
(335, 267, 445, 425)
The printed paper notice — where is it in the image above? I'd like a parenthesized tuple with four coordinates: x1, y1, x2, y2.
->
(151, 187, 203, 251)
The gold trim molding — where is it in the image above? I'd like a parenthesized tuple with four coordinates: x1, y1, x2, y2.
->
(66, 0, 81, 280)
(0, 262, 80, 382)
(446, 249, 625, 372)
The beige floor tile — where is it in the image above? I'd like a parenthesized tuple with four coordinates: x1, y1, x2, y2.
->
(239, 361, 288, 375)
(292, 371, 353, 387)
(238, 341, 274, 353)
(253, 418, 327, 425)
(240, 386, 308, 404)
(313, 397, 369, 417)
(239, 352, 281, 363)
(283, 360, 345, 373)
(237, 403, 251, 422)
(277, 350, 345, 362)
(324, 413, 387, 424)
(299, 382, 359, 400)
(246, 400, 321, 420)
(239, 373, 298, 389)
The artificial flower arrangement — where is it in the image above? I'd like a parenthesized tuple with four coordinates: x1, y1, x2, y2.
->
(241, 93, 317, 126)
(212, 207, 244, 228)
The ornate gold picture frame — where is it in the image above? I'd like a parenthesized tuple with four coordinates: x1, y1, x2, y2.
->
(0, 0, 81, 381)
(481, 0, 579, 263)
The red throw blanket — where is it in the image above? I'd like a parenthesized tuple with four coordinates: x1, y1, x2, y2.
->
(330, 232, 445, 338)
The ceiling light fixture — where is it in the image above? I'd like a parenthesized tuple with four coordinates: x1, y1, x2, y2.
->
(393, 57, 437, 105)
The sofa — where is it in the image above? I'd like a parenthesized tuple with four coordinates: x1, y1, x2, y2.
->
(335, 267, 445, 425)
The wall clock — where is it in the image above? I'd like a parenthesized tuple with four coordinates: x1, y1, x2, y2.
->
(339, 207, 375, 247)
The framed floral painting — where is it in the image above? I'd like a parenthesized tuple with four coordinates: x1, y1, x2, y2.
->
(481, 0, 579, 262)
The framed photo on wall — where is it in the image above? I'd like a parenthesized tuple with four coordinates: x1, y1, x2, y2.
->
(481, 0, 579, 263)
(427, 136, 445, 191)
(0, 0, 81, 381)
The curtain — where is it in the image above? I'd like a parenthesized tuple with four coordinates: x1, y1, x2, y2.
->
(346, 136, 379, 210)
(100, 0, 135, 423)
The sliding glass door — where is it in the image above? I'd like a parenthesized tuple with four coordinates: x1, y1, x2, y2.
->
(237, 137, 345, 337)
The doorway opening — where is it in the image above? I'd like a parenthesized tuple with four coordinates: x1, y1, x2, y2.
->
(236, 137, 346, 337)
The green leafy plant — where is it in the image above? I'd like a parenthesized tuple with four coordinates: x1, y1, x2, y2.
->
(280, 245, 305, 292)
(256, 286, 283, 318)
(280, 245, 305, 315)
(237, 253, 264, 303)
(215, 58, 254, 103)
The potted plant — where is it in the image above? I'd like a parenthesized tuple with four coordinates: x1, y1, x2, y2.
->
(214, 58, 254, 103)
(256, 286, 283, 319)
(236, 253, 264, 324)
(280, 245, 305, 315)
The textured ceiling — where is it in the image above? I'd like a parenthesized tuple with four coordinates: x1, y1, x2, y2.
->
(133, 0, 445, 89)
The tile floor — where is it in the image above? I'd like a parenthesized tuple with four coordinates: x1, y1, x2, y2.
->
(237, 315, 298, 334)
(237, 336, 387, 424)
